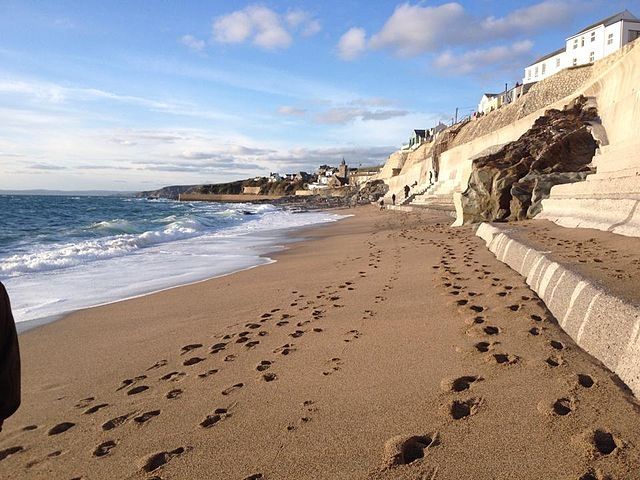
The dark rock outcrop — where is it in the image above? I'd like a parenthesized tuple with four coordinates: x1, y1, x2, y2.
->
(461, 96, 598, 223)
(354, 180, 388, 204)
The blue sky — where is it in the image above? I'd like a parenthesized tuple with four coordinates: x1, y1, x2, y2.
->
(1, 0, 638, 190)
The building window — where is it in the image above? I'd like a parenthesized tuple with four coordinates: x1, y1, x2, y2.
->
(573, 39, 578, 49)
(542, 63, 546, 74)
(581, 37, 585, 47)
(573, 58, 577, 66)
(527, 69, 531, 79)
(608, 33, 614, 45)
(630, 30, 640, 42)
(556, 57, 561, 67)
(591, 31, 596, 42)
(589, 51, 595, 62)
(534, 66, 539, 77)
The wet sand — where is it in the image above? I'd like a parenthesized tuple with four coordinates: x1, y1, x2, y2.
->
(1, 207, 639, 480)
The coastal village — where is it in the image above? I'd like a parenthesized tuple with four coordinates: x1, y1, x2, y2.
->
(171, 10, 640, 211)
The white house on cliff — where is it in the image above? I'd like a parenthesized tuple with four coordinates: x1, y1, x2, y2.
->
(524, 10, 640, 84)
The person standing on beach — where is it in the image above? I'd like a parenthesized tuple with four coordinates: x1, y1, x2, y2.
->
(0, 282, 20, 432)
(404, 184, 410, 199)
(391, 193, 396, 205)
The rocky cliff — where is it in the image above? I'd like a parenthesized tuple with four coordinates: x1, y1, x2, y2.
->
(460, 96, 598, 223)
(137, 185, 196, 200)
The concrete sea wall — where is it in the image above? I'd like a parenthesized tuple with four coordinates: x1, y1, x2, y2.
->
(477, 223, 640, 396)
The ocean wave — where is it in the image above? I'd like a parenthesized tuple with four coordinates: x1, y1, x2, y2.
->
(0, 217, 208, 276)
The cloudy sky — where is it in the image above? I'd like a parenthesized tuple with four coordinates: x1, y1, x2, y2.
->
(1, 0, 637, 190)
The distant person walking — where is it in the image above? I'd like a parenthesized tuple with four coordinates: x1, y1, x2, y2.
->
(391, 193, 396, 205)
(0, 282, 20, 432)
(379, 198, 384, 211)
(404, 184, 410, 199)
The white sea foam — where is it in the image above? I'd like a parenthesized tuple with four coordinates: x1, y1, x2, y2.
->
(3, 208, 344, 326)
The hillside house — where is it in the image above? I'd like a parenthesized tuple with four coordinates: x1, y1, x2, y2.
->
(478, 93, 502, 115)
(524, 10, 640, 84)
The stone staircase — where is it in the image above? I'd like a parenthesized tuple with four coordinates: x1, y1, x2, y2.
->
(539, 137, 640, 236)
(408, 178, 457, 216)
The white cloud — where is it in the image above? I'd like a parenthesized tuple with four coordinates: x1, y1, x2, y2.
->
(434, 40, 534, 75)
(285, 9, 308, 28)
(337, 27, 367, 60)
(277, 105, 306, 116)
(212, 5, 320, 50)
(315, 106, 408, 124)
(343, 1, 573, 59)
(369, 2, 467, 56)
(302, 20, 322, 37)
(482, 1, 574, 37)
(180, 34, 205, 52)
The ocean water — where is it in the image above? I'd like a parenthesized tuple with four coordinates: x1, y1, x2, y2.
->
(0, 195, 344, 326)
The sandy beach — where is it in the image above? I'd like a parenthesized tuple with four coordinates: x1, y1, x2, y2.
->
(1, 206, 639, 480)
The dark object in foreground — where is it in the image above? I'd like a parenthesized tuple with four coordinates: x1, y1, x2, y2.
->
(0, 282, 20, 431)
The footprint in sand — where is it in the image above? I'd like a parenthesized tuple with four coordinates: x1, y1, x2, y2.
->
(591, 429, 618, 456)
(139, 447, 188, 473)
(382, 434, 438, 467)
(183, 357, 205, 366)
(134, 410, 161, 425)
(160, 371, 186, 382)
(323, 358, 343, 376)
(243, 474, 265, 480)
(550, 340, 565, 351)
(344, 330, 361, 342)
(116, 375, 147, 392)
(74, 397, 95, 408)
(274, 344, 296, 356)
(180, 344, 203, 355)
(551, 398, 574, 416)
(493, 353, 519, 365)
(577, 374, 595, 388)
(443, 376, 482, 393)
(546, 355, 564, 367)
(449, 398, 482, 420)
(93, 440, 117, 458)
(0, 446, 24, 462)
(102, 412, 135, 431)
(483, 326, 500, 336)
(198, 369, 218, 379)
(245, 340, 260, 348)
(200, 408, 231, 428)
(262, 372, 278, 382)
(84, 403, 109, 415)
(210, 342, 227, 354)
(166, 389, 183, 400)
(256, 360, 272, 372)
(147, 359, 168, 371)
(48, 422, 75, 436)
(221, 383, 244, 396)
(127, 385, 149, 395)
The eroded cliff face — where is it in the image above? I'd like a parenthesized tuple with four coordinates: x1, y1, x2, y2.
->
(461, 96, 598, 223)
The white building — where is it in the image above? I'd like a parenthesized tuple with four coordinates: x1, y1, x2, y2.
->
(524, 10, 640, 84)
(477, 93, 501, 115)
